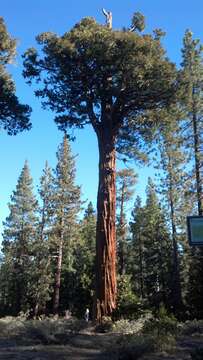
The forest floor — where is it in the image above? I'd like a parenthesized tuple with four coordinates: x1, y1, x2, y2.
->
(0, 318, 202, 359)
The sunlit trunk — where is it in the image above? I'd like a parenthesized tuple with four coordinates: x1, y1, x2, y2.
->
(95, 129, 117, 320)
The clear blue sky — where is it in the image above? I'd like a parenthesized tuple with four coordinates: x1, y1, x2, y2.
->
(0, 0, 202, 242)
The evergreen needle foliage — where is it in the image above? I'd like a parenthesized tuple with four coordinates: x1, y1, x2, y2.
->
(0, 17, 31, 134)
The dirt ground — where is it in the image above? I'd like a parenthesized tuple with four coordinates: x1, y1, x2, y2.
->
(0, 323, 202, 359)
(0, 331, 113, 360)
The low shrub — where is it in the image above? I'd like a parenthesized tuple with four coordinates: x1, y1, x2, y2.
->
(106, 334, 154, 360)
(143, 306, 178, 338)
(141, 306, 177, 353)
(112, 314, 152, 335)
(0, 316, 91, 345)
(112, 319, 141, 335)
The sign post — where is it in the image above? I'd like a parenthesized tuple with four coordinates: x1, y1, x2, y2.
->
(187, 216, 203, 246)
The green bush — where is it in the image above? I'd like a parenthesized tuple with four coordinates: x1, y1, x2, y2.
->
(112, 319, 141, 335)
(112, 314, 152, 335)
(143, 306, 178, 337)
(106, 334, 154, 360)
(114, 275, 141, 320)
(141, 306, 177, 352)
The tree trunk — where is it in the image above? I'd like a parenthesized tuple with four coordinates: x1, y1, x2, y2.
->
(138, 232, 144, 299)
(192, 99, 202, 215)
(168, 165, 183, 314)
(95, 129, 117, 320)
(53, 223, 64, 315)
(118, 183, 126, 275)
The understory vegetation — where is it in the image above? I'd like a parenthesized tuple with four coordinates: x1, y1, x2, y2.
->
(0, 313, 203, 359)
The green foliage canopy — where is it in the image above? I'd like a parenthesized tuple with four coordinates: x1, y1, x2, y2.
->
(0, 17, 31, 135)
(23, 17, 177, 154)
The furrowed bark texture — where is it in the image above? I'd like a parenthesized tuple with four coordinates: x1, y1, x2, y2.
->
(95, 130, 117, 320)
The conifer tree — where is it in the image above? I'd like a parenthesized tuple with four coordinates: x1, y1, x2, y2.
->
(181, 30, 203, 318)
(52, 136, 81, 314)
(116, 168, 137, 275)
(66, 202, 96, 316)
(181, 30, 203, 213)
(1, 161, 38, 314)
(0, 17, 31, 134)
(130, 196, 145, 299)
(130, 181, 172, 309)
(144, 179, 172, 308)
(23, 14, 177, 318)
(30, 161, 55, 317)
(154, 109, 193, 315)
(38, 161, 55, 242)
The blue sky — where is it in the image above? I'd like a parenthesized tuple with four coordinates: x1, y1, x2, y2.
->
(0, 0, 203, 241)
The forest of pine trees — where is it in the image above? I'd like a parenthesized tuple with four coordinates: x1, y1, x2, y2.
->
(0, 13, 203, 322)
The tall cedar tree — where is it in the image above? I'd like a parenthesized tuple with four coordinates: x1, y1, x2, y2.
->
(0, 17, 31, 134)
(52, 136, 81, 315)
(2, 161, 38, 314)
(116, 168, 137, 275)
(23, 14, 177, 319)
(181, 31, 203, 318)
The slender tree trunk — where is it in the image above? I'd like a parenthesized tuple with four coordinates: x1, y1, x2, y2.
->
(192, 99, 202, 215)
(95, 129, 117, 320)
(168, 166, 183, 313)
(53, 223, 64, 315)
(157, 227, 167, 305)
(118, 183, 126, 275)
(138, 232, 144, 299)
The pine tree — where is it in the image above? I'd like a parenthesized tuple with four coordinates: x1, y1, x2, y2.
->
(23, 14, 177, 319)
(181, 30, 203, 318)
(0, 17, 31, 134)
(116, 168, 137, 275)
(181, 30, 203, 214)
(38, 161, 55, 242)
(130, 196, 145, 299)
(130, 181, 172, 309)
(154, 108, 193, 315)
(52, 136, 81, 315)
(30, 161, 55, 317)
(1, 161, 38, 314)
(144, 179, 172, 308)
(67, 202, 96, 316)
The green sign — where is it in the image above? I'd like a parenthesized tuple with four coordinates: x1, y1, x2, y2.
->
(187, 216, 203, 246)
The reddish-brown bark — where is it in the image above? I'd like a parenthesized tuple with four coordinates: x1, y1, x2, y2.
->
(95, 128, 117, 320)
